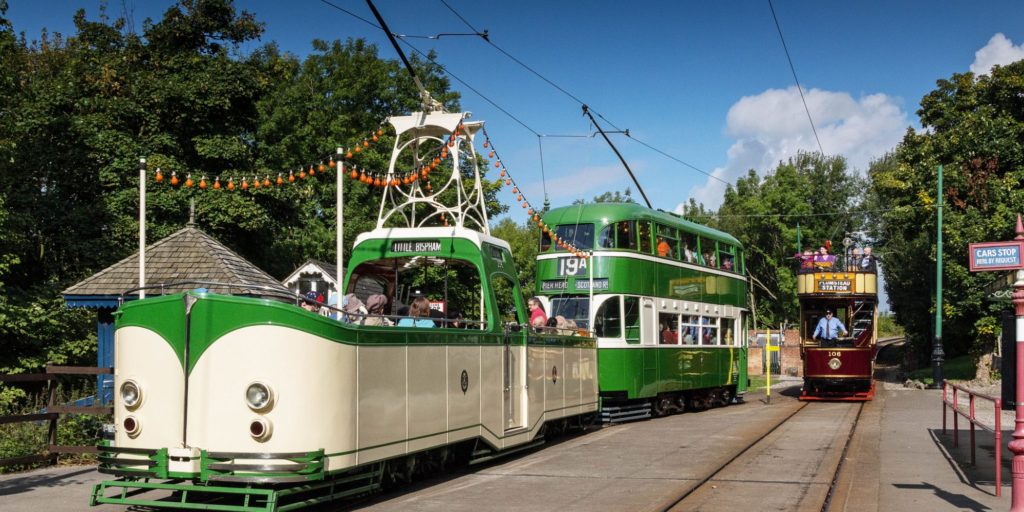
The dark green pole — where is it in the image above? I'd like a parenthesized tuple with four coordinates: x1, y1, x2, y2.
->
(932, 164, 945, 387)
(796, 222, 802, 253)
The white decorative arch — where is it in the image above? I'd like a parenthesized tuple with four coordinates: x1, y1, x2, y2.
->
(376, 111, 490, 235)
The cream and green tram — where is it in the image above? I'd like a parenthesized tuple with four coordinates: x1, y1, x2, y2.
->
(536, 203, 749, 419)
(94, 100, 601, 511)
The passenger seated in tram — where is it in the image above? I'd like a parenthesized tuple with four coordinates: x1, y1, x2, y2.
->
(660, 324, 678, 344)
(361, 294, 392, 326)
(397, 296, 435, 328)
(447, 309, 466, 329)
(528, 296, 548, 330)
(812, 309, 848, 347)
(683, 245, 695, 263)
(721, 256, 734, 271)
(657, 237, 672, 258)
(341, 293, 367, 323)
(301, 291, 320, 312)
(848, 247, 863, 271)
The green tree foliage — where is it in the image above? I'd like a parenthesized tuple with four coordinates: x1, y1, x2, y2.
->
(868, 61, 1024, 360)
(573, 187, 636, 205)
(491, 217, 540, 298)
(718, 152, 866, 327)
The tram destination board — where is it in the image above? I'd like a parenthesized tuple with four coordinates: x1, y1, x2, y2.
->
(969, 240, 1024, 272)
(391, 240, 442, 253)
(816, 278, 852, 293)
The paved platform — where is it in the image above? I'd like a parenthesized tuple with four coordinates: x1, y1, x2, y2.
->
(833, 384, 1008, 512)
(0, 381, 1013, 511)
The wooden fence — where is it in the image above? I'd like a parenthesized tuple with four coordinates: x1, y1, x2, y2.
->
(0, 364, 113, 469)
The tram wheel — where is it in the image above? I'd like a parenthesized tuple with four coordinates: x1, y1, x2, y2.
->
(653, 397, 673, 417)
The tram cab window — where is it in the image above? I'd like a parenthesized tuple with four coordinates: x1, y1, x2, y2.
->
(681, 315, 699, 344)
(553, 224, 594, 252)
(659, 312, 679, 344)
(656, 224, 679, 260)
(680, 232, 697, 263)
(550, 296, 590, 329)
(701, 317, 719, 345)
(623, 297, 641, 344)
(637, 221, 652, 254)
(348, 256, 484, 328)
(594, 296, 622, 338)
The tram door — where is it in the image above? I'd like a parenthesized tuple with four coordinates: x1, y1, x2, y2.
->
(493, 275, 524, 431)
(503, 332, 523, 430)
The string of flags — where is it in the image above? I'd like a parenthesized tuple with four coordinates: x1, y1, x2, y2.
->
(481, 127, 586, 259)
(149, 120, 584, 257)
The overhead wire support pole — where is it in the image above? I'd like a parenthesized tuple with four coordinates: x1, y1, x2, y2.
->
(581, 104, 651, 209)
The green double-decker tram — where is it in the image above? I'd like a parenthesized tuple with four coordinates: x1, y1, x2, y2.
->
(536, 203, 749, 419)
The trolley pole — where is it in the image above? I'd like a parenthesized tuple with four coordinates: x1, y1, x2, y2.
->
(931, 164, 944, 388)
(1010, 215, 1024, 511)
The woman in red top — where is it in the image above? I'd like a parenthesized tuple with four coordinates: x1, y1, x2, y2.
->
(527, 297, 547, 328)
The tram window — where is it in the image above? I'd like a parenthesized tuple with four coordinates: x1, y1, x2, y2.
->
(681, 315, 699, 345)
(348, 257, 483, 328)
(623, 297, 641, 344)
(720, 244, 736, 272)
(594, 296, 621, 338)
(656, 224, 679, 259)
(701, 316, 719, 345)
(491, 275, 523, 325)
(614, 221, 637, 250)
(550, 297, 590, 329)
(637, 221, 652, 254)
(539, 230, 552, 252)
(658, 312, 679, 344)
(698, 237, 717, 268)
(680, 232, 697, 263)
(721, 319, 735, 346)
(554, 224, 594, 251)
(598, 224, 615, 249)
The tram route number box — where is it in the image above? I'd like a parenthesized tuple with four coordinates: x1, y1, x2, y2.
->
(969, 241, 1024, 272)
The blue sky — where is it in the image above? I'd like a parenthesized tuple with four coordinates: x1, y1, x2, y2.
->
(8, 1, 1024, 213)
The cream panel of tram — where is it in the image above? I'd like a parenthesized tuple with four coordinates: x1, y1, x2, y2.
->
(187, 325, 358, 470)
(797, 272, 878, 294)
(114, 326, 186, 449)
(406, 345, 449, 453)
(356, 345, 411, 462)
(446, 345, 482, 444)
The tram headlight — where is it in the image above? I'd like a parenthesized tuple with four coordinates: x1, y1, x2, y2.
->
(120, 380, 142, 409)
(245, 382, 273, 411)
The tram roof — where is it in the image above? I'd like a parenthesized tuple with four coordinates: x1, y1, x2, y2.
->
(353, 227, 512, 251)
(542, 203, 742, 247)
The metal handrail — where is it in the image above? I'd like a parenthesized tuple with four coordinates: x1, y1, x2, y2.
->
(942, 380, 1002, 496)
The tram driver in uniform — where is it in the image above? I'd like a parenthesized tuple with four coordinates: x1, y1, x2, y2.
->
(812, 309, 848, 347)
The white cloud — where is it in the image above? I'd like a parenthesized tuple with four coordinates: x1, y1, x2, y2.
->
(970, 33, 1024, 76)
(678, 86, 908, 211)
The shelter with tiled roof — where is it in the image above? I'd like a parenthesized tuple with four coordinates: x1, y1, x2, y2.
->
(62, 225, 291, 400)
(282, 259, 340, 306)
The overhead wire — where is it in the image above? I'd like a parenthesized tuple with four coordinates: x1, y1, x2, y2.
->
(438, 0, 730, 187)
(767, 0, 825, 156)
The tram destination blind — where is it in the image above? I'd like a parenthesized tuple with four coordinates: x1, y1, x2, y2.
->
(391, 240, 442, 253)
(816, 279, 852, 293)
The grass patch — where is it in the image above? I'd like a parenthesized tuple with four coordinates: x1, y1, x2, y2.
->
(749, 375, 767, 391)
(909, 354, 976, 386)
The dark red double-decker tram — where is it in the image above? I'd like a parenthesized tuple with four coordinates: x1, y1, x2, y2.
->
(797, 252, 878, 401)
